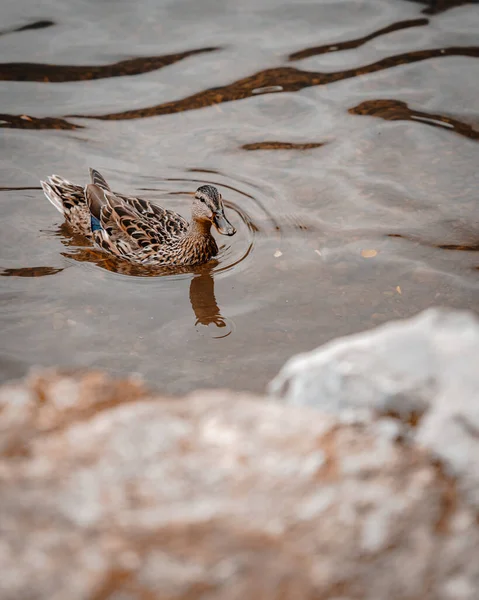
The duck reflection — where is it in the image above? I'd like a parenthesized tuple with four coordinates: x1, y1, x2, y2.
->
(189, 264, 226, 328)
(56, 223, 227, 328)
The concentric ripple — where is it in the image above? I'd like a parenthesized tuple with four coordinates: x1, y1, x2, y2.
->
(56, 171, 265, 280)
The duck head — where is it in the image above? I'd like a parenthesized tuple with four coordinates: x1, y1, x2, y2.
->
(192, 185, 236, 236)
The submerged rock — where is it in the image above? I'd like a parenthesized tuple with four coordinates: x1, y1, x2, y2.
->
(1, 358, 479, 599)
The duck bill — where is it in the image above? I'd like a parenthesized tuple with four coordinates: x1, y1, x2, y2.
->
(213, 212, 236, 236)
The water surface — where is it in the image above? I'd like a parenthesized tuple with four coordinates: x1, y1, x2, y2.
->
(1, 0, 478, 393)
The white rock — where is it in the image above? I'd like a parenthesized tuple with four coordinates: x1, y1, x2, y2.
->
(269, 308, 479, 506)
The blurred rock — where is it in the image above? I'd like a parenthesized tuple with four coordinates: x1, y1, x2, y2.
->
(0, 368, 149, 458)
(1, 364, 479, 599)
(269, 308, 479, 506)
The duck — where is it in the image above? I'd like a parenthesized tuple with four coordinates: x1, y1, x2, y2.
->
(40, 168, 236, 267)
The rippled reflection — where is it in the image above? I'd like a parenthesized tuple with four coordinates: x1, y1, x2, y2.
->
(51, 207, 238, 329)
(65, 46, 478, 123)
(0, 114, 81, 130)
(0, 46, 220, 82)
(55, 223, 218, 277)
(189, 266, 226, 327)
(2, 43, 478, 131)
(1, 245, 230, 331)
(2, 18, 477, 138)
(1, 266, 63, 277)
(288, 18, 429, 61)
(350, 99, 479, 141)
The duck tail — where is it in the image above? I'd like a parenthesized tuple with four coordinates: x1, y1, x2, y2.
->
(40, 178, 64, 214)
(41, 174, 85, 214)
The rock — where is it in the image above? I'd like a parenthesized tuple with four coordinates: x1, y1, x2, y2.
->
(0, 368, 148, 458)
(1, 367, 479, 599)
(269, 308, 479, 506)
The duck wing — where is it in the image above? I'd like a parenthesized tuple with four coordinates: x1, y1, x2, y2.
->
(86, 184, 172, 259)
(89, 167, 188, 237)
(120, 194, 189, 237)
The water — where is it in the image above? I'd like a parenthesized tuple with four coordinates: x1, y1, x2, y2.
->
(1, 0, 478, 394)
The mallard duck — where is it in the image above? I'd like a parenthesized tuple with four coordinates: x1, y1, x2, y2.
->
(40, 168, 236, 267)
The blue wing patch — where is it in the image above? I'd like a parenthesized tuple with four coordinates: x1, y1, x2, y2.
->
(91, 215, 102, 232)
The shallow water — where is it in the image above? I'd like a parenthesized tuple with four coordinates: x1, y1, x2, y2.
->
(1, 0, 478, 393)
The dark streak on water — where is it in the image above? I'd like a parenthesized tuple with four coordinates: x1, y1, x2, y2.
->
(0, 114, 81, 130)
(0, 20, 55, 36)
(1, 13, 477, 143)
(288, 18, 429, 61)
(1, 266, 64, 277)
(0, 47, 220, 82)
(349, 100, 479, 141)
(241, 141, 326, 151)
(0, 186, 42, 191)
(3, 46, 478, 135)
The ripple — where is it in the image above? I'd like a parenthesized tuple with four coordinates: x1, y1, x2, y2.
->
(63, 46, 479, 123)
(48, 172, 258, 335)
(4, 42, 478, 130)
(54, 175, 260, 280)
(194, 316, 236, 339)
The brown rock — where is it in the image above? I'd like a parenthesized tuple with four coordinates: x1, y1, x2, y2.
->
(0, 370, 478, 599)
